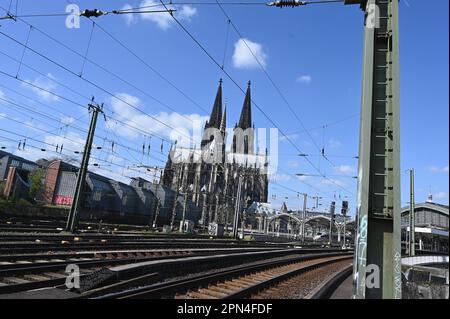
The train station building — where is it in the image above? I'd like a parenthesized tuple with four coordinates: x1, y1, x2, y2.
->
(401, 195, 449, 255)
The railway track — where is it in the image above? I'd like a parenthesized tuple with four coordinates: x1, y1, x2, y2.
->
(0, 233, 293, 253)
(0, 247, 284, 295)
(177, 255, 352, 299)
(94, 251, 352, 299)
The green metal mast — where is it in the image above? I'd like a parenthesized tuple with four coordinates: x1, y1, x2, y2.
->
(266, 0, 402, 299)
(349, 0, 402, 299)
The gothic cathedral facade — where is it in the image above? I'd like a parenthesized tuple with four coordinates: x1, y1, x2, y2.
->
(162, 80, 269, 226)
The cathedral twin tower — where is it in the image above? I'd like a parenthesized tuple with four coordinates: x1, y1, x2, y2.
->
(162, 79, 268, 225)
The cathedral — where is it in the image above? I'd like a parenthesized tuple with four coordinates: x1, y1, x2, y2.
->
(162, 80, 269, 227)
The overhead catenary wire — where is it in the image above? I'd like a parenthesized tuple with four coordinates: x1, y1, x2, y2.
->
(0, 66, 176, 166)
(0, 12, 204, 123)
(0, 12, 357, 155)
(1, 1, 356, 201)
(88, 19, 210, 115)
(158, 0, 354, 195)
(0, 129, 160, 179)
(0, 132, 279, 205)
(0, 59, 175, 153)
(214, 0, 338, 171)
(0, 134, 156, 183)
(0, 8, 214, 154)
(0, 1, 344, 20)
(32, 1, 208, 115)
(0, 70, 173, 161)
(1, 129, 333, 204)
(0, 28, 196, 146)
(0, 94, 168, 165)
(79, 20, 95, 77)
(2, 2, 268, 19)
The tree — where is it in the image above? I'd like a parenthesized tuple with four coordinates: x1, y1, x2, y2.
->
(29, 168, 45, 200)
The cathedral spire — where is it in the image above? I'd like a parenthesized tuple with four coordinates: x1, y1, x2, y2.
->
(238, 80, 252, 130)
(207, 79, 223, 128)
(220, 103, 227, 133)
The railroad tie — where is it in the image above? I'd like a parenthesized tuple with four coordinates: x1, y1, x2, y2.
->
(223, 281, 247, 289)
(184, 291, 216, 299)
(205, 285, 235, 295)
(42, 272, 66, 278)
(215, 282, 240, 292)
(234, 278, 258, 285)
(197, 288, 225, 298)
(3, 277, 30, 284)
(253, 274, 274, 281)
(22, 274, 52, 281)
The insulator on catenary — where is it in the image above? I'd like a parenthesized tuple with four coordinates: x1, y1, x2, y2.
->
(80, 9, 106, 18)
(266, 0, 307, 8)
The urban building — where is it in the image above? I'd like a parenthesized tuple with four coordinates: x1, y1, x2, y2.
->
(40, 160, 201, 225)
(0, 151, 38, 181)
(401, 194, 449, 254)
(0, 151, 39, 200)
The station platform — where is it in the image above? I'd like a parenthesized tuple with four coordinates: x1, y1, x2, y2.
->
(330, 274, 353, 299)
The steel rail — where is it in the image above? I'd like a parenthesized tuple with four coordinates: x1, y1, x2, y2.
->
(95, 251, 352, 299)
(223, 256, 352, 299)
(0, 247, 286, 294)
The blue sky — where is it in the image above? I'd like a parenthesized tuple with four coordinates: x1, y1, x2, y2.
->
(0, 0, 448, 216)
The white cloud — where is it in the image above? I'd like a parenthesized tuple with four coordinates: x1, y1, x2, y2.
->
(296, 75, 312, 84)
(121, 4, 137, 26)
(232, 38, 268, 69)
(108, 93, 208, 148)
(178, 5, 197, 21)
(123, 1, 197, 30)
(61, 116, 75, 125)
(428, 165, 449, 173)
(23, 73, 59, 102)
(335, 165, 356, 175)
(0, 112, 5, 120)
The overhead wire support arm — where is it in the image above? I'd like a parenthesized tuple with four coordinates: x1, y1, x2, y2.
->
(266, 0, 344, 7)
(80, 8, 177, 18)
(0, 7, 176, 19)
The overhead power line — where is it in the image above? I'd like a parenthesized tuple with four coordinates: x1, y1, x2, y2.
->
(0, 7, 210, 115)
(158, 0, 354, 195)
(0, 29, 196, 146)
